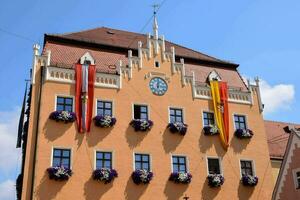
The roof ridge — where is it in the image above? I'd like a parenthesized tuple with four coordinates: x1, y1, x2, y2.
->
(264, 119, 300, 125)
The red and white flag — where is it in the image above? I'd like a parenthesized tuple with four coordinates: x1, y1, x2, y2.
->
(75, 63, 95, 133)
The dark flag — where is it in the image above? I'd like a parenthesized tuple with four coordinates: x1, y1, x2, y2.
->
(16, 82, 28, 148)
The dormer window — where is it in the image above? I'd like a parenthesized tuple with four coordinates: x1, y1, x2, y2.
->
(207, 70, 222, 82)
(83, 59, 91, 65)
(80, 52, 95, 65)
(155, 61, 160, 68)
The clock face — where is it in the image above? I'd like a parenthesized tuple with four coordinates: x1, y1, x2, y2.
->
(149, 77, 168, 96)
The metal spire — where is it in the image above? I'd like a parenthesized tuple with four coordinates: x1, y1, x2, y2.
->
(152, 4, 159, 39)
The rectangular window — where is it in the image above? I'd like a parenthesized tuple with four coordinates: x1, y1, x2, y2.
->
(134, 153, 150, 171)
(56, 96, 73, 112)
(169, 108, 183, 123)
(234, 115, 246, 130)
(207, 158, 221, 174)
(97, 100, 113, 116)
(96, 151, 112, 169)
(296, 171, 300, 189)
(52, 148, 71, 168)
(240, 160, 254, 176)
(172, 156, 187, 173)
(133, 105, 148, 120)
(203, 112, 215, 126)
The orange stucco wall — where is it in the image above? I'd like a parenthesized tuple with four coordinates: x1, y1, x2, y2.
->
(22, 46, 274, 200)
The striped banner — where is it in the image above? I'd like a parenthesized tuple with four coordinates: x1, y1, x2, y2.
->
(210, 81, 229, 149)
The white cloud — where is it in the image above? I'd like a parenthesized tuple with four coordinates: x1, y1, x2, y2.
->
(242, 76, 295, 114)
(260, 80, 295, 114)
(0, 180, 15, 200)
(0, 108, 21, 175)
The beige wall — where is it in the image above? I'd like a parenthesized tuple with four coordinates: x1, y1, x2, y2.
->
(22, 46, 274, 200)
(271, 159, 282, 186)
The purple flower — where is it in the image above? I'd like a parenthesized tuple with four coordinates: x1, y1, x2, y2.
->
(130, 119, 153, 132)
(235, 129, 253, 139)
(131, 169, 153, 184)
(92, 168, 118, 184)
(169, 172, 192, 184)
(49, 111, 76, 123)
(207, 174, 224, 187)
(93, 115, 117, 128)
(241, 175, 258, 186)
(47, 166, 72, 181)
(167, 122, 188, 135)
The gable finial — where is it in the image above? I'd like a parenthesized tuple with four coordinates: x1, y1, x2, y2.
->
(152, 4, 159, 40)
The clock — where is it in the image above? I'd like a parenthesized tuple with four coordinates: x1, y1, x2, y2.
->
(149, 77, 168, 96)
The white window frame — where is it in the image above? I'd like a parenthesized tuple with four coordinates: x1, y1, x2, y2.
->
(54, 94, 75, 112)
(51, 146, 73, 169)
(233, 113, 248, 130)
(206, 156, 223, 175)
(292, 168, 300, 190)
(239, 159, 256, 178)
(170, 154, 189, 173)
(202, 110, 215, 127)
(95, 98, 114, 117)
(94, 149, 115, 170)
(168, 106, 185, 123)
(133, 152, 152, 172)
(132, 103, 150, 120)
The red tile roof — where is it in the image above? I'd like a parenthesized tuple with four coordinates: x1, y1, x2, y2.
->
(45, 27, 238, 67)
(264, 120, 300, 159)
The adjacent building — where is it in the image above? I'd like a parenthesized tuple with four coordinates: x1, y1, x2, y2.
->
(17, 17, 274, 199)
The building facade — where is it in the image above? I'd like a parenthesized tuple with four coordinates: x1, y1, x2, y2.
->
(272, 127, 300, 199)
(19, 18, 274, 199)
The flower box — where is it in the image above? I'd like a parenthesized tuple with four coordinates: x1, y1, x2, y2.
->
(92, 168, 118, 184)
(241, 175, 258, 186)
(47, 166, 72, 181)
(167, 122, 188, 135)
(234, 129, 253, 139)
(131, 169, 153, 184)
(169, 172, 192, 184)
(207, 174, 224, 187)
(130, 119, 153, 132)
(93, 115, 116, 128)
(203, 125, 219, 135)
(49, 111, 76, 123)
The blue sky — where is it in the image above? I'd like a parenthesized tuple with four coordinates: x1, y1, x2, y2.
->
(0, 0, 299, 199)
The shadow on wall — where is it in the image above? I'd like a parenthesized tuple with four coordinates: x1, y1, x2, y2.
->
(162, 128, 184, 153)
(43, 119, 73, 141)
(200, 178, 221, 200)
(238, 182, 255, 200)
(198, 131, 226, 157)
(86, 123, 114, 147)
(35, 171, 67, 200)
(125, 126, 148, 149)
(163, 180, 188, 200)
(83, 176, 113, 200)
(124, 176, 148, 200)
(230, 135, 251, 153)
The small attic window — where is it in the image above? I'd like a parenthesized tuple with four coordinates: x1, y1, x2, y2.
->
(155, 61, 160, 68)
(83, 59, 91, 65)
(106, 30, 115, 35)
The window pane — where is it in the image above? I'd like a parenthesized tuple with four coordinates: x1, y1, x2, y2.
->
(179, 165, 186, 172)
(104, 110, 112, 116)
(135, 162, 141, 170)
(140, 106, 147, 112)
(96, 160, 102, 169)
(240, 123, 245, 129)
(172, 157, 178, 163)
(57, 97, 64, 104)
(297, 171, 300, 177)
(179, 157, 185, 164)
(104, 161, 111, 168)
(142, 155, 149, 162)
(97, 109, 104, 116)
(53, 149, 61, 157)
(170, 116, 175, 123)
(176, 117, 183, 123)
(62, 158, 69, 167)
(104, 153, 111, 160)
(239, 116, 245, 122)
(53, 158, 61, 167)
(56, 105, 64, 111)
(234, 115, 239, 121)
(204, 119, 209, 126)
(140, 113, 147, 120)
(65, 98, 73, 105)
(173, 164, 179, 172)
(135, 154, 141, 161)
(203, 112, 208, 119)
(62, 150, 70, 157)
(142, 163, 149, 170)
(176, 110, 182, 115)
(65, 105, 72, 112)
(98, 101, 104, 108)
(105, 102, 112, 108)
